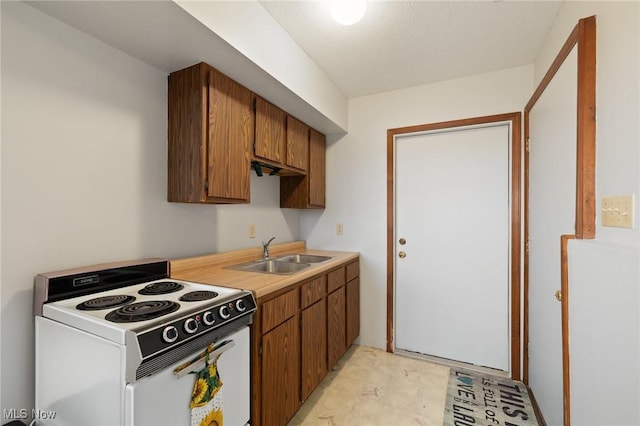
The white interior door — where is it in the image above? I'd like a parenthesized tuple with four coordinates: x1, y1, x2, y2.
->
(527, 47, 578, 426)
(394, 124, 511, 372)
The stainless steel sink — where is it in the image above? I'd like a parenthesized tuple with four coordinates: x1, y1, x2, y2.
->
(276, 254, 332, 263)
(226, 259, 311, 275)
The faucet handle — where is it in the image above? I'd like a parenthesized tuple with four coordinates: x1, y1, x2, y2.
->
(261, 237, 276, 260)
(262, 236, 276, 247)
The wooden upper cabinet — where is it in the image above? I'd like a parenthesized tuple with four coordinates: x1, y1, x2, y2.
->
(280, 128, 326, 209)
(286, 116, 309, 172)
(254, 97, 286, 165)
(308, 129, 326, 207)
(168, 63, 252, 204)
(168, 61, 326, 207)
(254, 98, 311, 176)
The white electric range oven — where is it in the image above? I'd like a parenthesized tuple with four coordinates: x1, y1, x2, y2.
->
(33, 258, 256, 426)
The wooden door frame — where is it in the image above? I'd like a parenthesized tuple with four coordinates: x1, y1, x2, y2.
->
(386, 112, 522, 379)
(523, 16, 596, 426)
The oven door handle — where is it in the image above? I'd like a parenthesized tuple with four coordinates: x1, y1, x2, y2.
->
(174, 340, 236, 379)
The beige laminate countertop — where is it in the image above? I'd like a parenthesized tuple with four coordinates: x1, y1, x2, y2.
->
(170, 241, 359, 299)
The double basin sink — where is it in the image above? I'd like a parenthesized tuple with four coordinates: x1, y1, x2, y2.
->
(226, 254, 332, 275)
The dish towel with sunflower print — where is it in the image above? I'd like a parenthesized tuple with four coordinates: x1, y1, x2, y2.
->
(175, 343, 225, 426)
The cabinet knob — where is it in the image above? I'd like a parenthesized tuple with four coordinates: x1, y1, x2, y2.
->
(398, 251, 406, 259)
(399, 238, 406, 245)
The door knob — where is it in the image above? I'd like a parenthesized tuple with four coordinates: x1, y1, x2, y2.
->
(399, 238, 406, 245)
(555, 290, 562, 302)
(398, 251, 406, 259)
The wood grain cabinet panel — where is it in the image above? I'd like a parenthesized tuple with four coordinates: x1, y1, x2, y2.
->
(261, 316, 300, 426)
(253, 257, 359, 426)
(327, 266, 346, 294)
(168, 62, 252, 204)
(168, 61, 327, 207)
(346, 260, 359, 283)
(300, 276, 326, 309)
(301, 299, 327, 401)
(280, 128, 326, 208)
(255, 96, 286, 164)
(346, 277, 360, 346)
(262, 289, 298, 333)
(308, 129, 326, 207)
(286, 115, 309, 172)
(327, 286, 347, 369)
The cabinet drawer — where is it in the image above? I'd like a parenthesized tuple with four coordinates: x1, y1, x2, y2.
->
(327, 266, 346, 294)
(346, 260, 359, 282)
(300, 276, 326, 309)
(262, 289, 298, 333)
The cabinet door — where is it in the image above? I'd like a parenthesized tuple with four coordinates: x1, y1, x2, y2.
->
(255, 97, 286, 164)
(327, 287, 346, 368)
(286, 116, 309, 172)
(207, 67, 253, 202)
(301, 299, 327, 401)
(346, 277, 360, 346)
(279, 128, 326, 209)
(168, 63, 207, 203)
(262, 316, 300, 426)
(308, 128, 326, 207)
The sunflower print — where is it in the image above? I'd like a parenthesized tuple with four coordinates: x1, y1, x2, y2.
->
(190, 351, 223, 409)
(191, 378, 208, 409)
(199, 408, 223, 426)
(208, 363, 217, 377)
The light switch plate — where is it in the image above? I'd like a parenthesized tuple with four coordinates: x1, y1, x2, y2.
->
(602, 195, 634, 228)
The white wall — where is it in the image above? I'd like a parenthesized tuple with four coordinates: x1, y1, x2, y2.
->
(568, 240, 639, 424)
(531, 2, 640, 424)
(174, 0, 348, 133)
(0, 1, 298, 416)
(535, 1, 640, 247)
(301, 64, 534, 349)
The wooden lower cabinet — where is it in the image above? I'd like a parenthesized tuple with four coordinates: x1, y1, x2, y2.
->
(261, 315, 300, 426)
(327, 286, 347, 369)
(254, 258, 360, 426)
(346, 277, 360, 346)
(301, 299, 327, 401)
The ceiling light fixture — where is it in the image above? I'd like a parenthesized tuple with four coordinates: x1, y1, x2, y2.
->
(331, 0, 366, 26)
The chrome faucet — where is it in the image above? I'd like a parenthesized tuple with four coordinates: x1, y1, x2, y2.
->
(261, 237, 276, 260)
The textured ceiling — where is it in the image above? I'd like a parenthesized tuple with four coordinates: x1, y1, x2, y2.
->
(260, 0, 563, 98)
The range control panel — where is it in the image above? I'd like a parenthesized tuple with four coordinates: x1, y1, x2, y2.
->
(137, 292, 256, 358)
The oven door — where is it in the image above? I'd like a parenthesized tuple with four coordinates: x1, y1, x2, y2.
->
(125, 326, 250, 426)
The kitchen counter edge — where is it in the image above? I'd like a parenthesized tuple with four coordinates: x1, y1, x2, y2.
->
(170, 242, 359, 299)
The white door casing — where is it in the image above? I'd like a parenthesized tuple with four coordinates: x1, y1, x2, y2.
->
(527, 47, 578, 426)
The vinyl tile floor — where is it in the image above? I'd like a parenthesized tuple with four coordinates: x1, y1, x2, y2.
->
(287, 344, 450, 426)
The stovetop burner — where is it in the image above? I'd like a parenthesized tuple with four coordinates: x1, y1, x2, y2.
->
(138, 280, 184, 295)
(36, 259, 257, 348)
(105, 300, 180, 323)
(179, 290, 219, 302)
(76, 295, 136, 311)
